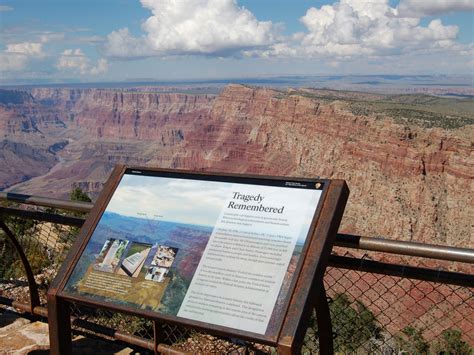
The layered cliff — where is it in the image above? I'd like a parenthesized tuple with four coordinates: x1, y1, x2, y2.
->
(0, 87, 217, 199)
(1, 85, 472, 248)
(158, 85, 473, 248)
(29, 88, 215, 140)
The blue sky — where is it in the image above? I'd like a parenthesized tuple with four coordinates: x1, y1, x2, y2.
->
(1, 0, 473, 83)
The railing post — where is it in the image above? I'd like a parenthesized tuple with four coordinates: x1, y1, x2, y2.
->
(47, 292, 72, 354)
(153, 320, 164, 355)
(315, 281, 333, 354)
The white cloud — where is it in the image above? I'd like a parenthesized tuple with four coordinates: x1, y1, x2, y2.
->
(1, 31, 66, 50)
(104, 0, 277, 58)
(101, 0, 471, 73)
(90, 58, 109, 75)
(0, 5, 13, 11)
(56, 49, 108, 75)
(0, 53, 29, 71)
(104, 28, 155, 58)
(38, 32, 65, 43)
(397, 0, 474, 17)
(5, 42, 44, 56)
(0, 42, 44, 72)
(73, 35, 105, 45)
(0, 36, 107, 77)
(257, 0, 459, 59)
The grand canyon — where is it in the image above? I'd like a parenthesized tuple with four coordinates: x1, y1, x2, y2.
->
(0, 84, 472, 249)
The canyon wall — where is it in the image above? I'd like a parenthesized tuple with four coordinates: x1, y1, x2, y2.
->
(163, 85, 473, 248)
(0, 85, 472, 248)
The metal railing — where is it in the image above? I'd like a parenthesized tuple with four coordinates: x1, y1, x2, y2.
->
(1, 192, 473, 354)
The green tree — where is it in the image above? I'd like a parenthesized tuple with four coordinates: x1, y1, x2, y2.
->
(396, 326, 429, 354)
(70, 187, 92, 202)
(330, 293, 382, 352)
(433, 328, 471, 355)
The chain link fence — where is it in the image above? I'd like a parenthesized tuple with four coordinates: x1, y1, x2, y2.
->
(1, 202, 472, 354)
(307, 256, 473, 354)
(0, 210, 76, 305)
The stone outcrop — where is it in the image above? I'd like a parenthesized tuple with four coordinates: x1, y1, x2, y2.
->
(0, 85, 472, 248)
(0, 310, 138, 354)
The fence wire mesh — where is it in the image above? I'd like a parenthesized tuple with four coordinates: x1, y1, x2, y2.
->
(305, 258, 474, 354)
(0, 206, 472, 354)
(0, 208, 77, 305)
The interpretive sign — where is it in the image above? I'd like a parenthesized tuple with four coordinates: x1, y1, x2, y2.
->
(49, 166, 349, 353)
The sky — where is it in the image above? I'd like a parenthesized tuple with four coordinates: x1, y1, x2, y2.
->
(107, 175, 230, 226)
(0, 0, 473, 84)
(106, 174, 321, 241)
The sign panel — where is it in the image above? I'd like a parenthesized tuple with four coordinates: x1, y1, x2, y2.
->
(63, 169, 325, 337)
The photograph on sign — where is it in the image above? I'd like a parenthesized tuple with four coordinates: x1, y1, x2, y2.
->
(64, 171, 323, 335)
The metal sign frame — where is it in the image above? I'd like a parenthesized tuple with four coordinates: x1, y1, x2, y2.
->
(48, 165, 349, 354)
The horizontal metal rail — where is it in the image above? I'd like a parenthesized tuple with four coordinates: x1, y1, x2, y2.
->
(0, 192, 93, 213)
(1, 192, 473, 264)
(329, 255, 474, 288)
(0, 206, 85, 227)
(336, 233, 474, 264)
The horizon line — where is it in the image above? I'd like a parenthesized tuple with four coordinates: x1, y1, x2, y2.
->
(1, 73, 474, 88)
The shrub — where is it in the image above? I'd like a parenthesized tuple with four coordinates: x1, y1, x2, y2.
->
(303, 293, 382, 353)
(395, 326, 429, 354)
(433, 328, 471, 355)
